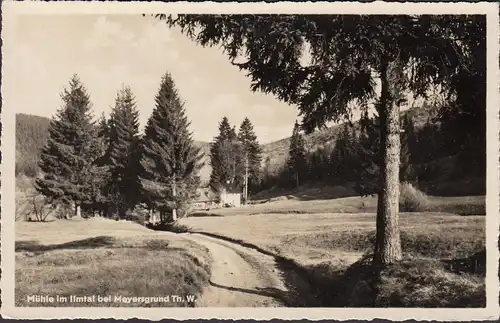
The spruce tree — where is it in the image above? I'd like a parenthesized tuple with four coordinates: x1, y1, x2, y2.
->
(354, 113, 415, 195)
(237, 117, 263, 200)
(400, 115, 415, 182)
(97, 113, 110, 140)
(166, 14, 485, 265)
(105, 86, 141, 219)
(328, 124, 359, 185)
(140, 73, 204, 222)
(354, 111, 380, 196)
(209, 117, 242, 192)
(35, 74, 105, 217)
(287, 121, 307, 189)
(94, 113, 112, 216)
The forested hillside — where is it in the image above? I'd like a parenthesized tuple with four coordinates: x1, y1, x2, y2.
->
(16, 113, 51, 177)
(261, 104, 435, 174)
(15, 113, 213, 183)
(258, 102, 485, 197)
(15, 100, 485, 198)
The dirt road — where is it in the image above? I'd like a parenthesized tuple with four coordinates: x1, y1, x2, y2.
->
(181, 233, 317, 307)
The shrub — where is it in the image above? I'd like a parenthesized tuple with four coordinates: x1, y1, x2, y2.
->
(55, 204, 72, 219)
(27, 194, 57, 222)
(400, 182, 429, 212)
(148, 222, 192, 233)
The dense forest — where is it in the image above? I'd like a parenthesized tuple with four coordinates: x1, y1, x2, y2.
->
(257, 103, 485, 197)
(17, 100, 485, 199)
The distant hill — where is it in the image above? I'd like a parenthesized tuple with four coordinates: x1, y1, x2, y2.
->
(261, 104, 437, 175)
(15, 113, 214, 183)
(16, 113, 51, 176)
(15, 105, 435, 181)
(15, 103, 484, 197)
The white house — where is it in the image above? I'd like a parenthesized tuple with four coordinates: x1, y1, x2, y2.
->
(219, 184, 241, 208)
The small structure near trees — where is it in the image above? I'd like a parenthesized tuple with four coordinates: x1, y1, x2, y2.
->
(218, 183, 241, 208)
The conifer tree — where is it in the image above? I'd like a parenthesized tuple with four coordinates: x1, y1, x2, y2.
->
(140, 73, 204, 222)
(93, 113, 112, 216)
(209, 117, 242, 192)
(105, 86, 141, 218)
(400, 115, 415, 182)
(165, 14, 485, 265)
(354, 111, 380, 196)
(35, 74, 105, 217)
(237, 117, 263, 199)
(354, 112, 415, 195)
(287, 121, 307, 188)
(97, 113, 110, 140)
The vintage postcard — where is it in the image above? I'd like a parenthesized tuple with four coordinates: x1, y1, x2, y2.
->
(1, 0, 499, 321)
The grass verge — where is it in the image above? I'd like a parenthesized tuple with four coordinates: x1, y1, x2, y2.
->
(304, 254, 485, 308)
(190, 195, 485, 217)
(15, 219, 212, 307)
(180, 212, 485, 307)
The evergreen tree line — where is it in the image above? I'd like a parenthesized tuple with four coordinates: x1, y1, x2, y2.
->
(35, 73, 203, 222)
(258, 107, 484, 196)
(208, 116, 263, 202)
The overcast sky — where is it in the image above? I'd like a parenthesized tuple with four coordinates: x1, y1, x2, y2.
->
(5, 14, 302, 144)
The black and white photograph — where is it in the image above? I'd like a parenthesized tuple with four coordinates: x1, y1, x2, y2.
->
(1, 1, 499, 320)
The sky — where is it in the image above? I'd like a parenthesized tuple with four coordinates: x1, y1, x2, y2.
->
(5, 14, 301, 144)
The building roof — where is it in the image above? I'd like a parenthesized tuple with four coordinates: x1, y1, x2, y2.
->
(196, 188, 215, 202)
(221, 182, 241, 194)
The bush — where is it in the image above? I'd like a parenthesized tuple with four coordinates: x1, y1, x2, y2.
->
(148, 221, 192, 233)
(400, 182, 429, 212)
(27, 194, 57, 222)
(55, 204, 72, 219)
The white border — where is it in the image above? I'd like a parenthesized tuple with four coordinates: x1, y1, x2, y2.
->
(1, 1, 499, 321)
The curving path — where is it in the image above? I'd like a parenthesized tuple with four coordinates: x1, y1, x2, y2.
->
(180, 233, 316, 307)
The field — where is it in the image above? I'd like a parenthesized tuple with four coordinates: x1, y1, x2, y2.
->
(15, 170, 486, 308)
(180, 197, 486, 307)
(194, 193, 486, 217)
(15, 218, 212, 307)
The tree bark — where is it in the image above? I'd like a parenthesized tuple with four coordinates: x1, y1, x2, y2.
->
(244, 153, 249, 203)
(172, 177, 177, 222)
(148, 208, 153, 223)
(75, 203, 81, 218)
(373, 60, 403, 266)
(119, 206, 126, 220)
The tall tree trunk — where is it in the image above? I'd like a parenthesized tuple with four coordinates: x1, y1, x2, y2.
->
(119, 205, 127, 220)
(148, 208, 153, 223)
(75, 202, 81, 218)
(244, 154, 248, 203)
(172, 177, 177, 222)
(373, 60, 403, 266)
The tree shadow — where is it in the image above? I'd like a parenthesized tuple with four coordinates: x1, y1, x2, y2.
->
(441, 249, 486, 276)
(187, 212, 224, 218)
(291, 191, 359, 202)
(209, 280, 313, 307)
(187, 231, 486, 307)
(276, 254, 382, 307)
(254, 185, 360, 202)
(15, 236, 117, 254)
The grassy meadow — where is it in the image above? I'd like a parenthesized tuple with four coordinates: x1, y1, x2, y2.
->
(14, 111, 487, 308)
(15, 218, 212, 307)
(180, 196, 486, 307)
(192, 193, 486, 217)
(15, 170, 486, 308)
